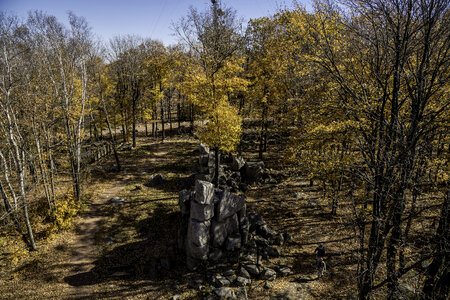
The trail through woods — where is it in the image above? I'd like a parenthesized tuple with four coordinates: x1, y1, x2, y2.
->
(65, 177, 130, 298)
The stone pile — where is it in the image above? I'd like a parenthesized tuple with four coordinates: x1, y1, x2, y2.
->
(195, 143, 279, 193)
(178, 180, 249, 270)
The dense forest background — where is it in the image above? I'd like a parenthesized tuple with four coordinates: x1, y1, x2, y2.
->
(0, 0, 449, 299)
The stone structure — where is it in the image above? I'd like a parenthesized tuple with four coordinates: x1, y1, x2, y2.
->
(195, 143, 278, 193)
(178, 180, 249, 270)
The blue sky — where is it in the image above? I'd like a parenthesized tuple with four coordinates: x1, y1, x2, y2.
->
(0, 0, 312, 45)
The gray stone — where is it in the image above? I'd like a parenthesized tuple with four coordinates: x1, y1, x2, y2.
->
(270, 288, 298, 300)
(266, 246, 280, 258)
(110, 197, 126, 205)
(244, 161, 265, 181)
(195, 180, 214, 205)
(244, 264, 261, 276)
(211, 219, 228, 247)
(195, 173, 213, 182)
(235, 287, 248, 300)
(199, 154, 210, 167)
(222, 269, 235, 277)
(209, 249, 223, 261)
(235, 276, 251, 287)
(178, 189, 191, 215)
(257, 224, 276, 241)
(149, 174, 165, 186)
(277, 266, 291, 277)
(237, 205, 247, 223)
(264, 281, 272, 289)
(214, 287, 236, 299)
(273, 233, 284, 246)
(104, 236, 114, 244)
(186, 256, 198, 271)
(186, 220, 210, 260)
(239, 266, 251, 279)
(212, 274, 231, 288)
(216, 191, 246, 222)
(199, 143, 210, 155)
(261, 268, 277, 281)
(239, 183, 249, 192)
(226, 234, 242, 251)
(171, 295, 181, 300)
(190, 201, 214, 221)
(232, 156, 245, 171)
(188, 219, 210, 247)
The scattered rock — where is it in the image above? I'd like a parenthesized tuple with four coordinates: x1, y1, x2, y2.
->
(239, 266, 251, 279)
(244, 264, 261, 276)
(239, 183, 249, 192)
(244, 161, 265, 182)
(149, 174, 165, 186)
(264, 281, 272, 289)
(270, 288, 298, 300)
(232, 156, 246, 171)
(213, 287, 236, 299)
(104, 236, 114, 244)
(222, 269, 235, 277)
(273, 233, 284, 246)
(109, 197, 126, 205)
(235, 287, 248, 300)
(171, 295, 181, 300)
(266, 246, 280, 258)
(276, 266, 291, 277)
(188, 278, 203, 289)
(212, 274, 231, 288)
(235, 276, 251, 287)
(261, 268, 277, 281)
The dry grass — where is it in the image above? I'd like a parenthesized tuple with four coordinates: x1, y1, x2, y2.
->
(0, 131, 443, 299)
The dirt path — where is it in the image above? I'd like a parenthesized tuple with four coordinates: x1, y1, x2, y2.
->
(65, 176, 130, 299)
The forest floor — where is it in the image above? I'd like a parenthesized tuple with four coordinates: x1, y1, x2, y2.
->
(0, 131, 404, 299)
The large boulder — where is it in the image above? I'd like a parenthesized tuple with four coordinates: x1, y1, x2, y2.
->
(244, 161, 265, 182)
(232, 155, 246, 171)
(211, 214, 239, 247)
(186, 220, 210, 260)
(190, 201, 214, 221)
(199, 143, 210, 155)
(149, 174, 165, 186)
(216, 190, 246, 222)
(178, 189, 191, 216)
(195, 180, 214, 205)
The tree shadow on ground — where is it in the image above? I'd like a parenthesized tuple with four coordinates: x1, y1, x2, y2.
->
(63, 203, 191, 298)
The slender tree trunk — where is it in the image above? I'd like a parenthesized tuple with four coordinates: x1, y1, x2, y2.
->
(160, 83, 165, 143)
(422, 189, 450, 299)
(99, 79, 121, 172)
(177, 100, 181, 129)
